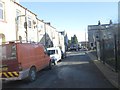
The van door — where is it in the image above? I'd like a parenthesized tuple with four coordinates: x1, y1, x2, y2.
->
(0, 44, 19, 78)
(43, 47, 50, 66)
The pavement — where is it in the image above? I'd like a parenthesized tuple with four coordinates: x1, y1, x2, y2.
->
(86, 50, 119, 89)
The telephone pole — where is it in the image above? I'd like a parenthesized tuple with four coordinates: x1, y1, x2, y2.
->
(85, 28, 87, 48)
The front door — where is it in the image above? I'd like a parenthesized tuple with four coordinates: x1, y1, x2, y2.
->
(0, 33, 5, 45)
(0, 34, 2, 45)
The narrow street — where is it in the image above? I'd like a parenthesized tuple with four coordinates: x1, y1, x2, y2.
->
(2, 51, 115, 88)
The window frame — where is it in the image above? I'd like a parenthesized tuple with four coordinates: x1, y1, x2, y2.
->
(0, 1, 5, 21)
(28, 16, 32, 28)
(16, 9, 21, 25)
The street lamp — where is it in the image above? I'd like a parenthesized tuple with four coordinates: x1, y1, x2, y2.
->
(85, 29, 87, 48)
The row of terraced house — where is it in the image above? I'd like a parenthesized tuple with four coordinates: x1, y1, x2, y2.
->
(0, 0, 68, 52)
(88, 20, 119, 71)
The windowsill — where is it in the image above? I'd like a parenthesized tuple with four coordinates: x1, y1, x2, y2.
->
(0, 19, 7, 23)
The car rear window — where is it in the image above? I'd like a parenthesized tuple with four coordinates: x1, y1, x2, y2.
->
(0, 44, 16, 60)
(48, 50, 55, 55)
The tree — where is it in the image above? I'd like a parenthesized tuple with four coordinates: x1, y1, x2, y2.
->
(74, 35, 78, 44)
(68, 34, 78, 48)
(68, 40, 71, 47)
(71, 34, 78, 44)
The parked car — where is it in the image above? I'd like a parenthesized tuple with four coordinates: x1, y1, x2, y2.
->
(47, 47, 61, 65)
(69, 44, 79, 51)
(0, 42, 52, 82)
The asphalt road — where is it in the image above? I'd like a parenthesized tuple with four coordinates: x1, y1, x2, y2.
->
(2, 51, 115, 88)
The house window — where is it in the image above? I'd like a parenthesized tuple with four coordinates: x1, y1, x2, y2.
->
(16, 10, 21, 24)
(56, 50, 58, 54)
(0, 1, 4, 20)
(91, 43, 93, 47)
(28, 17, 32, 28)
(96, 36, 99, 39)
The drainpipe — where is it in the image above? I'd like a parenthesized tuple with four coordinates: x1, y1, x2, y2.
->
(25, 8, 28, 42)
(16, 15, 26, 42)
(37, 18, 39, 43)
(16, 17, 18, 41)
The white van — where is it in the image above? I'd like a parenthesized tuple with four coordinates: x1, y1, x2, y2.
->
(47, 47, 61, 65)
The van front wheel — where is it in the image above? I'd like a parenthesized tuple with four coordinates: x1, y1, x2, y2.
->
(28, 67, 37, 82)
(54, 60, 57, 65)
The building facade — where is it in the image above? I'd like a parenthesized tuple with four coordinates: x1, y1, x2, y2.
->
(0, 0, 38, 44)
(0, 0, 66, 50)
(59, 31, 68, 51)
(88, 23, 112, 49)
(14, 2, 38, 42)
(0, 0, 16, 44)
(88, 21, 119, 71)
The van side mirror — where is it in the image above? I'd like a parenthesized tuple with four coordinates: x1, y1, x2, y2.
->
(47, 51, 50, 56)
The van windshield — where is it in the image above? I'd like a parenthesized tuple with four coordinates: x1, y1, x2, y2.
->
(0, 44, 16, 60)
(48, 50, 55, 55)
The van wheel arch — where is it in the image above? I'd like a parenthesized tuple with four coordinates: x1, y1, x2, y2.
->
(27, 66, 37, 82)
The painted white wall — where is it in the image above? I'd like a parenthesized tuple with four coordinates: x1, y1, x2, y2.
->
(0, 0, 38, 43)
(0, 0, 66, 48)
(53, 31, 59, 47)
(37, 19, 45, 42)
(0, 0, 16, 43)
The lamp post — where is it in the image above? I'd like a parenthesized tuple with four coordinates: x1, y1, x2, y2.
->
(96, 20, 101, 61)
(85, 29, 87, 48)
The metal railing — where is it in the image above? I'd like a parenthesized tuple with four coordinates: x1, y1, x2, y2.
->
(96, 37, 119, 72)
